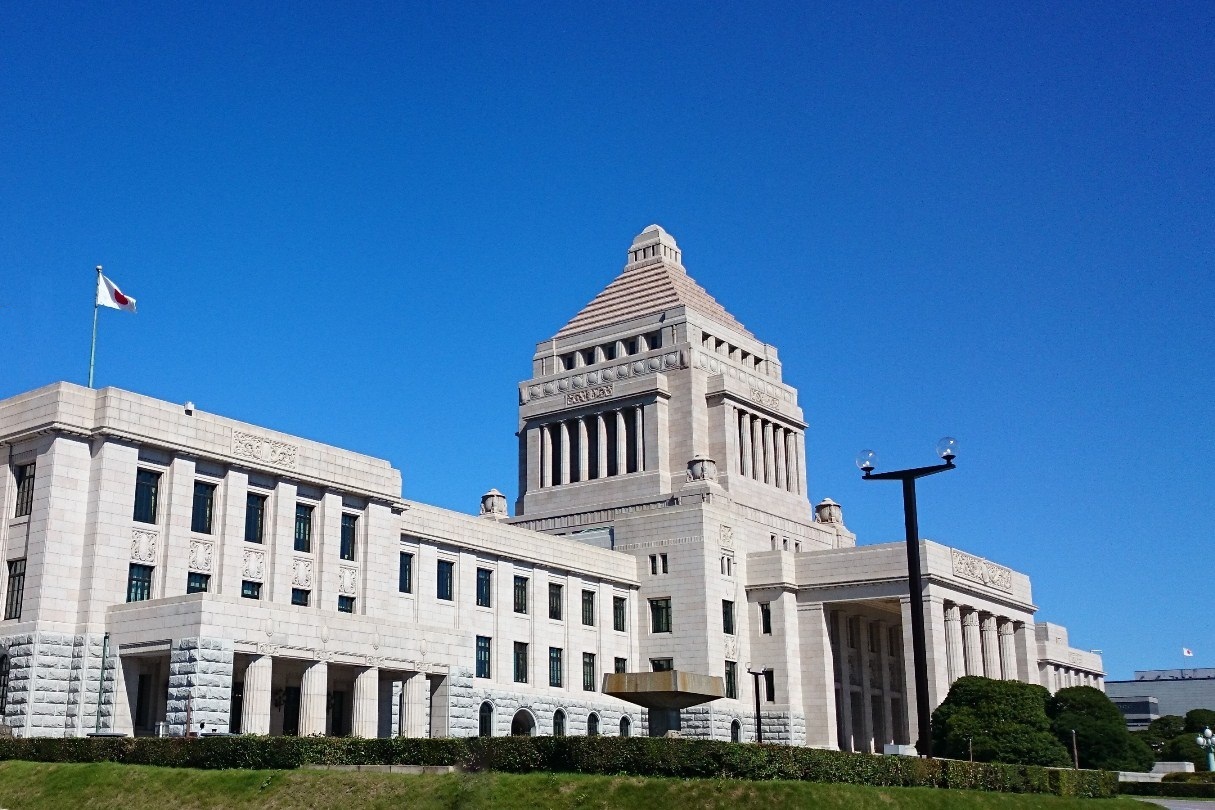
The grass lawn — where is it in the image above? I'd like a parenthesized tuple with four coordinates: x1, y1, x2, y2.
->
(0, 761, 1152, 809)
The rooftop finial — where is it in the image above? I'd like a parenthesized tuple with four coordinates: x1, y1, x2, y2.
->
(628, 224, 681, 266)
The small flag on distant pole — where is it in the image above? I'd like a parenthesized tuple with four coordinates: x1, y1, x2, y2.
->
(96, 272, 137, 312)
(89, 265, 137, 388)
(1183, 648, 1194, 657)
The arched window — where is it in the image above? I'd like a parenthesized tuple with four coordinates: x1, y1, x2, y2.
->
(619, 716, 631, 737)
(553, 709, 566, 736)
(478, 701, 493, 737)
(0, 654, 9, 714)
(730, 719, 741, 743)
(511, 709, 536, 737)
(587, 712, 599, 736)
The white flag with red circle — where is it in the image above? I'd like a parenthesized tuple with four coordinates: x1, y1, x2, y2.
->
(97, 274, 137, 312)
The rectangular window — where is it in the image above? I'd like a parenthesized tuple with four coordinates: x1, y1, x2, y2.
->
(437, 560, 454, 600)
(126, 563, 153, 602)
(475, 636, 491, 678)
(291, 588, 310, 606)
(649, 554, 657, 575)
(725, 661, 738, 699)
(513, 641, 528, 683)
(13, 464, 34, 518)
(191, 482, 216, 534)
(582, 652, 596, 691)
(760, 602, 772, 635)
(241, 580, 262, 600)
(549, 647, 563, 687)
(340, 514, 357, 561)
(398, 552, 413, 594)
(294, 504, 313, 553)
(513, 576, 528, 614)
(650, 658, 673, 672)
(337, 595, 354, 613)
(581, 590, 595, 626)
(613, 596, 626, 632)
(476, 568, 493, 607)
(660, 553, 668, 573)
(649, 598, 672, 633)
(186, 572, 210, 594)
(548, 583, 562, 620)
(614, 657, 627, 673)
(764, 669, 776, 702)
(133, 470, 160, 524)
(4, 559, 26, 619)
(244, 493, 266, 543)
(722, 600, 735, 635)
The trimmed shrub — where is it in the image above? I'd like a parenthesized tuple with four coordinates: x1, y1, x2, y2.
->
(1047, 685, 1155, 772)
(931, 676, 1071, 766)
(0, 735, 1119, 797)
(1120, 780, 1215, 799)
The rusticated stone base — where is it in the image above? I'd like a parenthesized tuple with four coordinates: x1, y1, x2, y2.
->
(166, 637, 234, 736)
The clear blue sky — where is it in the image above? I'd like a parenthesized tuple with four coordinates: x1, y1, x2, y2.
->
(4, 2, 1212, 681)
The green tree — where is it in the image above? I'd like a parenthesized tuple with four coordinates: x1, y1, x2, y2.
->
(1046, 686, 1155, 772)
(1135, 715, 1185, 758)
(1161, 732, 1205, 770)
(1184, 709, 1215, 734)
(932, 676, 1070, 766)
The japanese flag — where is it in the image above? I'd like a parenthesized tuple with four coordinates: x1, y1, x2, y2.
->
(97, 273, 137, 312)
(1183, 648, 1194, 657)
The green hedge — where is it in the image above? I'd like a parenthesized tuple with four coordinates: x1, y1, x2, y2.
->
(0, 736, 1119, 798)
(1119, 780, 1215, 799)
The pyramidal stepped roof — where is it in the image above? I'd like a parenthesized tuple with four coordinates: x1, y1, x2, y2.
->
(554, 225, 753, 340)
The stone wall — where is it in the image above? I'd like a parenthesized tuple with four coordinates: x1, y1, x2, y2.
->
(166, 637, 233, 735)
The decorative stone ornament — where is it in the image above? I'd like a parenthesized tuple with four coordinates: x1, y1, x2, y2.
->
(686, 456, 718, 483)
(242, 550, 265, 581)
(479, 489, 508, 519)
(814, 498, 843, 525)
(187, 540, 214, 573)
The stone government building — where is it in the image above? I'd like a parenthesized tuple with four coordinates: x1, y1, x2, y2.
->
(0, 225, 1104, 747)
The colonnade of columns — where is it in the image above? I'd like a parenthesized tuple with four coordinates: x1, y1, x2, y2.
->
(829, 609, 907, 753)
(942, 603, 1022, 682)
(732, 406, 804, 494)
(238, 654, 437, 738)
(1041, 664, 1104, 693)
(539, 406, 644, 487)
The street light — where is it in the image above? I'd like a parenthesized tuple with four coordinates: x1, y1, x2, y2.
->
(1197, 727, 1215, 772)
(857, 437, 957, 759)
(746, 662, 766, 744)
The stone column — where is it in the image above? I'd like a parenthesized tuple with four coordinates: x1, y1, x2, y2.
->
(784, 432, 797, 492)
(797, 603, 838, 749)
(773, 427, 786, 490)
(997, 620, 1016, 681)
(615, 410, 627, 474)
(241, 655, 273, 735)
(1014, 621, 1036, 684)
(739, 411, 753, 478)
(980, 614, 1001, 678)
(857, 620, 874, 752)
(577, 417, 589, 482)
(299, 660, 328, 736)
(751, 417, 763, 481)
(633, 406, 645, 472)
(559, 421, 571, 485)
(400, 672, 429, 737)
(944, 604, 964, 684)
(764, 422, 777, 485)
(836, 611, 854, 751)
(596, 414, 608, 479)
(879, 623, 895, 748)
(961, 609, 982, 676)
(795, 432, 809, 496)
(541, 425, 552, 487)
(352, 666, 379, 738)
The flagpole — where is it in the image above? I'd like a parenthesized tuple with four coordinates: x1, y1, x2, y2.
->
(88, 265, 101, 388)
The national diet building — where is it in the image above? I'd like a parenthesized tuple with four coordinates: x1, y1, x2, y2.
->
(0, 225, 1103, 748)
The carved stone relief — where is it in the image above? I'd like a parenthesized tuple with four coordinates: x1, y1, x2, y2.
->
(131, 529, 158, 564)
(232, 430, 298, 469)
(338, 567, 358, 596)
(291, 558, 314, 589)
(187, 540, 214, 573)
(724, 636, 739, 660)
(719, 525, 734, 549)
(951, 549, 1013, 592)
(242, 549, 266, 582)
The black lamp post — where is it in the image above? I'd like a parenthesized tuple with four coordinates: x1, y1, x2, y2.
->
(857, 437, 957, 759)
(746, 663, 765, 744)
